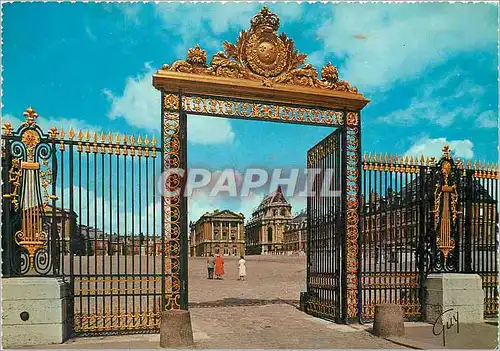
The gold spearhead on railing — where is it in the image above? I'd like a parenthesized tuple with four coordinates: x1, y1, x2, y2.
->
(69, 127, 75, 140)
(100, 132, 106, 153)
(151, 136, 157, 158)
(137, 135, 143, 156)
(106, 132, 113, 154)
(76, 130, 83, 152)
(114, 132, 121, 155)
(122, 135, 129, 155)
(92, 132, 98, 153)
(130, 135, 136, 156)
(144, 135, 150, 157)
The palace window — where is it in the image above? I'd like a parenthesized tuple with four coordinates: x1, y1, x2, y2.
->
(268, 227, 273, 242)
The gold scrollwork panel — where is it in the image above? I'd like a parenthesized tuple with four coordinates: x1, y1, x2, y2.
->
(345, 112, 361, 319)
(162, 93, 182, 311)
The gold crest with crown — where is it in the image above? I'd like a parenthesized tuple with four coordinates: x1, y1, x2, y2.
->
(244, 6, 287, 77)
(162, 6, 358, 93)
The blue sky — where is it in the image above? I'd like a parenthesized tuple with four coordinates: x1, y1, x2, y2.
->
(2, 2, 498, 227)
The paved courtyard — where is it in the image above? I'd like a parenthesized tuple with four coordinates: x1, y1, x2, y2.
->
(14, 255, 499, 349)
(20, 255, 405, 349)
(188, 255, 307, 304)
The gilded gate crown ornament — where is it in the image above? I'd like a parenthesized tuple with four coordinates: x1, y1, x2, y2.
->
(161, 6, 358, 93)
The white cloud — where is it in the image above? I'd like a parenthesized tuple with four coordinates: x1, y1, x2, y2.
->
(476, 110, 498, 128)
(377, 70, 487, 127)
(103, 65, 235, 144)
(405, 137, 474, 160)
(104, 63, 160, 133)
(312, 3, 497, 91)
(188, 115, 235, 145)
(153, 3, 303, 58)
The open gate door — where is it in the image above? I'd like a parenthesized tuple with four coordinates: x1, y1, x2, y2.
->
(305, 128, 343, 322)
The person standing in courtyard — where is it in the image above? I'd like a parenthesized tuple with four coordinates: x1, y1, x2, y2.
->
(206, 253, 215, 279)
(238, 255, 247, 281)
(214, 253, 224, 279)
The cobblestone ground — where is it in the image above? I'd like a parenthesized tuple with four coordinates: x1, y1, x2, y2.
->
(188, 255, 306, 304)
(19, 255, 404, 349)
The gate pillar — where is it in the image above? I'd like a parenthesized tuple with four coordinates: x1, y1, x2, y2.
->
(161, 91, 189, 311)
(343, 111, 362, 322)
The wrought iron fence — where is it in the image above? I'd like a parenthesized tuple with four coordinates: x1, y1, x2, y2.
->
(360, 148, 499, 321)
(2, 108, 163, 335)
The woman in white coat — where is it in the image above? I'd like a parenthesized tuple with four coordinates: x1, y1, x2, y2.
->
(238, 255, 247, 281)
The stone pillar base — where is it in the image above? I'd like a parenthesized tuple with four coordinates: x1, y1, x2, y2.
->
(1, 277, 72, 348)
(424, 273, 484, 324)
(372, 303, 405, 337)
(160, 310, 194, 348)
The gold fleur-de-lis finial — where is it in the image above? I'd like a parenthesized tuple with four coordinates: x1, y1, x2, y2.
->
(23, 107, 39, 125)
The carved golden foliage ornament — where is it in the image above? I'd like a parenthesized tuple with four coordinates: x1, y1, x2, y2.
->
(161, 7, 358, 93)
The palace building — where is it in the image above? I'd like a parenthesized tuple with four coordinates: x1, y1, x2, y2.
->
(283, 211, 308, 254)
(245, 186, 292, 255)
(190, 209, 245, 257)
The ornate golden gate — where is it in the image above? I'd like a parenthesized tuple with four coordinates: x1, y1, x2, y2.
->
(153, 6, 369, 321)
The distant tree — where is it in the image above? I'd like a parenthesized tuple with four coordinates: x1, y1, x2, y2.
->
(139, 232, 145, 246)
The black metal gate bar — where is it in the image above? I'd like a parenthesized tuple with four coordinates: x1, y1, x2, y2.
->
(360, 154, 430, 321)
(305, 128, 343, 321)
(467, 164, 499, 316)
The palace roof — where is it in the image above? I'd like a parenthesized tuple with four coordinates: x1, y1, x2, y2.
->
(255, 186, 291, 213)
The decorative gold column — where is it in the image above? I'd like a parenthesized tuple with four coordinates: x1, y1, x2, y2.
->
(162, 93, 182, 310)
(345, 111, 361, 320)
